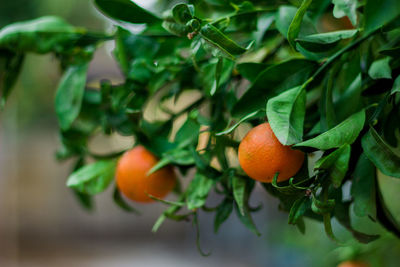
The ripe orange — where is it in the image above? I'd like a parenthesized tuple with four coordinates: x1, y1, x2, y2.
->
(337, 261, 369, 267)
(116, 146, 176, 203)
(238, 123, 305, 183)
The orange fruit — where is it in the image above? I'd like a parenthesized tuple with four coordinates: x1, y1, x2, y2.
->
(116, 146, 176, 203)
(337, 261, 369, 267)
(238, 123, 305, 183)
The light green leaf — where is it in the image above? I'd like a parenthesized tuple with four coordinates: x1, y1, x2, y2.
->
(368, 57, 392, 80)
(295, 109, 365, 150)
(332, 0, 358, 26)
(186, 173, 215, 210)
(267, 85, 306, 145)
(55, 63, 89, 130)
(66, 160, 117, 195)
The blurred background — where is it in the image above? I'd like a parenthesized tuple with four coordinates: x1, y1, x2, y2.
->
(1, 1, 400, 266)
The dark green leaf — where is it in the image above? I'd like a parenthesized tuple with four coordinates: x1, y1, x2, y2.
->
(295, 109, 365, 150)
(391, 75, 400, 95)
(66, 160, 117, 195)
(288, 197, 311, 224)
(351, 153, 377, 219)
(0, 51, 24, 107)
(0, 16, 78, 53)
(149, 149, 194, 174)
(113, 186, 141, 214)
(362, 127, 400, 178)
(364, 0, 400, 34)
(186, 173, 215, 210)
(55, 63, 89, 130)
(94, 0, 160, 24)
(175, 116, 200, 147)
(214, 198, 233, 233)
(200, 24, 247, 58)
(267, 85, 306, 145)
(233, 59, 317, 117)
(234, 202, 261, 236)
(236, 63, 269, 82)
(172, 4, 194, 24)
(315, 144, 351, 187)
(287, 0, 313, 50)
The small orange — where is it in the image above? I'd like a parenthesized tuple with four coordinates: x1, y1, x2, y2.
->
(238, 123, 305, 183)
(337, 261, 369, 267)
(116, 146, 176, 203)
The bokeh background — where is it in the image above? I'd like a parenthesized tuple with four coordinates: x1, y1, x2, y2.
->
(1, 1, 400, 266)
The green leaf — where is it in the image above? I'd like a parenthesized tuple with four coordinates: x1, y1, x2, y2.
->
(335, 200, 380, 243)
(288, 197, 311, 225)
(0, 16, 78, 53)
(216, 109, 264, 136)
(234, 202, 261, 236)
(175, 116, 200, 147)
(200, 57, 234, 96)
(214, 198, 233, 233)
(236, 63, 269, 82)
(186, 173, 215, 210)
(287, 0, 313, 50)
(0, 51, 24, 107)
(149, 149, 194, 174)
(295, 109, 365, 150)
(275, 6, 298, 37)
(162, 21, 191, 37)
(113, 186, 141, 214)
(332, 0, 358, 26)
(364, 0, 400, 34)
(267, 85, 306, 145)
(233, 59, 317, 117)
(392, 75, 400, 95)
(351, 153, 377, 219)
(199, 24, 247, 58)
(368, 57, 392, 80)
(232, 176, 247, 216)
(66, 160, 117, 195)
(172, 4, 194, 24)
(55, 63, 89, 130)
(362, 127, 400, 178)
(315, 144, 351, 187)
(94, 0, 161, 24)
(297, 29, 358, 52)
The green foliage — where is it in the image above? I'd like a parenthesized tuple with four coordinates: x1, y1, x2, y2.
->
(1, 0, 400, 247)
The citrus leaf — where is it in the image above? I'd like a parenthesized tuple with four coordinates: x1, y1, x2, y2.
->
(94, 0, 161, 24)
(55, 62, 89, 130)
(215, 109, 264, 136)
(297, 29, 357, 52)
(233, 59, 317, 118)
(295, 109, 365, 150)
(267, 85, 306, 145)
(351, 153, 377, 219)
(287, 0, 313, 50)
(0, 51, 24, 107)
(186, 173, 215, 210)
(288, 197, 311, 225)
(66, 160, 117, 195)
(200, 24, 247, 58)
(172, 3, 194, 24)
(332, 0, 358, 26)
(368, 57, 392, 80)
(364, 0, 400, 34)
(315, 144, 351, 188)
(113, 186, 141, 214)
(362, 127, 400, 178)
(232, 176, 247, 216)
(391, 75, 400, 95)
(214, 198, 233, 233)
(0, 16, 78, 54)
